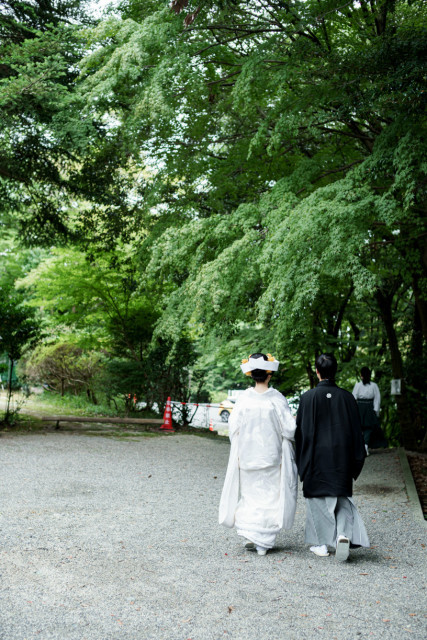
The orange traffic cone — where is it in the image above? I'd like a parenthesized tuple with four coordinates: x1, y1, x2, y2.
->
(161, 397, 174, 431)
(209, 419, 214, 431)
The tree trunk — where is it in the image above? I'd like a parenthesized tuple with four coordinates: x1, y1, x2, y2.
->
(375, 290, 418, 449)
(4, 357, 14, 424)
(412, 274, 427, 344)
(306, 361, 316, 389)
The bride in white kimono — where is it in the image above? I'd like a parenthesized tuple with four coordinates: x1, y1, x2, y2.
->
(219, 353, 298, 555)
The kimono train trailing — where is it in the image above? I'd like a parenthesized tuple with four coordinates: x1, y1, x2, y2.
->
(219, 387, 298, 549)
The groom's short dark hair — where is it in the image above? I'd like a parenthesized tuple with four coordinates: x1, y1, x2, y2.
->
(315, 353, 337, 380)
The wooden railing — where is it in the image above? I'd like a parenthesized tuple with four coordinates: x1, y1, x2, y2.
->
(41, 415, 164, 429)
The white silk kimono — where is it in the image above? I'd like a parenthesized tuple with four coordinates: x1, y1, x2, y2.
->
(219, 387, 298, 549)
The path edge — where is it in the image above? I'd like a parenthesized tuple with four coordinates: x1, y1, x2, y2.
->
(397, 447, 426, 526)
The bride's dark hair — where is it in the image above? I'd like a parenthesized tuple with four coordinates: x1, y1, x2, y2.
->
(249, 353, 271, 383)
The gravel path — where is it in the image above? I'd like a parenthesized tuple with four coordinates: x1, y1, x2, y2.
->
(0, 432, 425, 640)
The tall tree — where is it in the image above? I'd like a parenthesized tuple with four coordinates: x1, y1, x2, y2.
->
(0, 0, 140, 244)
(0, 288, 41, 424)
(17, 246, 159, 358)
(77, 0, 426, 445)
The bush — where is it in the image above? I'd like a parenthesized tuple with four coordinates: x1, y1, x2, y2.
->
(25, 341, 103, 403)
(101, 337, 210, 425)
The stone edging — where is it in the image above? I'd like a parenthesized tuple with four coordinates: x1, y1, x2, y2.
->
(397, 447, 426, 526)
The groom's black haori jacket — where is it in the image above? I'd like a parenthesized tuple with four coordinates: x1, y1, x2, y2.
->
(295, 380, 366, 498)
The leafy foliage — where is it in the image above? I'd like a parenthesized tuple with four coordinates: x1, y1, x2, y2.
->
(0, 287, 41, 424)
(76, 0, 427, 446)
(17, 246, 207, 415)
(18, 246, 159, 356)
(0, 0, 141, 245)
(0, 288, 41, 363)
(25, 340, 103, 400)
(2, 0, 427, 446)
(102, 334, 199, 423)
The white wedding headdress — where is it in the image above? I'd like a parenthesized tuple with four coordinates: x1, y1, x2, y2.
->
(240, 353, 280, 375)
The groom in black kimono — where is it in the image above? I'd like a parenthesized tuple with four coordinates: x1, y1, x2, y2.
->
(295, 353, 369, 561)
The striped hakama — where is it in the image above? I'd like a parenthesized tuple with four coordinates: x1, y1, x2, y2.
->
(305, 496, 370, 548)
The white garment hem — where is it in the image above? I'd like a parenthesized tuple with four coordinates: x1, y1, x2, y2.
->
(235, 521, 281, 534)
(237, 528, 276, 549)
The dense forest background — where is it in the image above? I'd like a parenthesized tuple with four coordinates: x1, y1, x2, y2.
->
(0, 0, 426, 448)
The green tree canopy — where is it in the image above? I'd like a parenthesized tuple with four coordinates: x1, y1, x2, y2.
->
(76, 0, 426, 446)
(17, 245, 160, 358)
(0, 286, 41, 423)
(0, 0, 141, 245)
(2, 0, 426, 445)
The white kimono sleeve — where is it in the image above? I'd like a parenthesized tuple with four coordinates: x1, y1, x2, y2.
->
(372, 382, 381, 415)
(271, 391, 298, 529)
(271, 391, 296, 441)
(218, 398, 244, 528)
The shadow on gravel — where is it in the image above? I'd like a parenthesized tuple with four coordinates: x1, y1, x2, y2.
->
(267, 544, 305, 555)
(358, 484, 400, 494)
(347, 549, 382, 562)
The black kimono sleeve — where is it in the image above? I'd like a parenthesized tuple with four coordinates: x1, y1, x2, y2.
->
(295, 391, 314, 482)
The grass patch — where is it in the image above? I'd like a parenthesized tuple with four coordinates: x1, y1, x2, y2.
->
(1, 390, 160, 420)
(0, 414, 48, 433)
